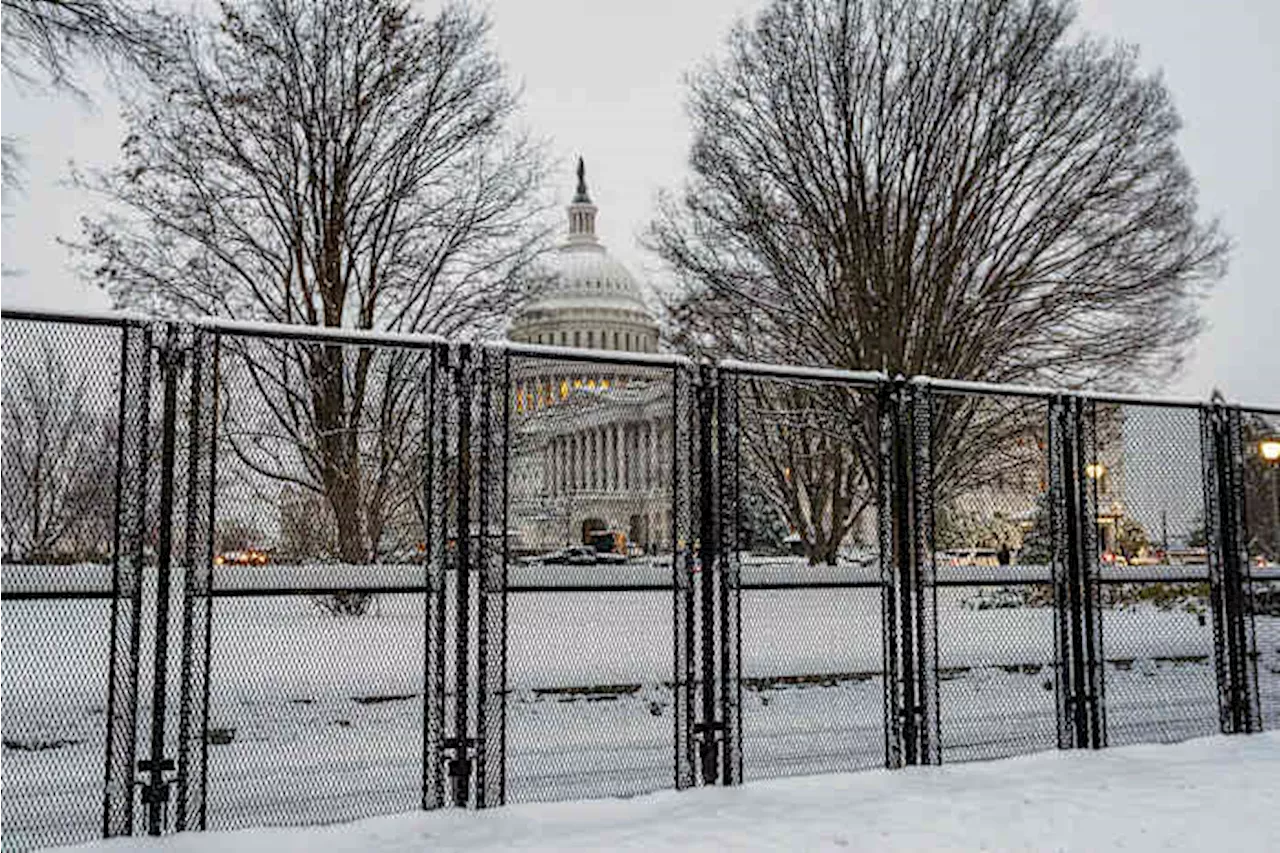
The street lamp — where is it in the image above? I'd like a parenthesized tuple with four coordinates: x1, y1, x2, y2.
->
(1260, 438, 1280, 463)
(1262, 437, 1280, 564)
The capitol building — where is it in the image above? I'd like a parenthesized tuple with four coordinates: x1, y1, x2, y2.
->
(507, 161, 675, 555)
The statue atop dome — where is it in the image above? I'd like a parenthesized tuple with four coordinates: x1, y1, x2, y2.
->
(573, 157, 591, 204)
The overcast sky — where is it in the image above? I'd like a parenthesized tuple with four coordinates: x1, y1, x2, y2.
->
(2, 0, 1276, 406)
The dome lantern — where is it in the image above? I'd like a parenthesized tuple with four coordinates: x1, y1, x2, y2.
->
(508, 158, 660, 353)
(566, 157, 598, 246)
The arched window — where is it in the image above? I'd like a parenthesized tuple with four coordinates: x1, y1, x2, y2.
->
(625, 332, 631, 350)
(587, 330, 594, 348)
(574, 330, 580, 347)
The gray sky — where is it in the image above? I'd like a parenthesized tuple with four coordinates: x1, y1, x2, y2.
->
(2, 0, 1276, 406)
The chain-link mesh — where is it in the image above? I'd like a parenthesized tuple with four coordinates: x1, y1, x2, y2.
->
(198, 331, 439, 830)
(725, 371, 885, 780)
(1, 317, 145, 851)
(1091, 403, 1220, 746)
(928, 391, 1057, 762)
(501, 353, 686, 802)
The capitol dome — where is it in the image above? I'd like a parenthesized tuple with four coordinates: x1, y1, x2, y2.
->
(508, 160, 660, 353)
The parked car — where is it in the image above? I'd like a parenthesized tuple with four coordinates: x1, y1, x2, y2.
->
(532, 546, 602, 566)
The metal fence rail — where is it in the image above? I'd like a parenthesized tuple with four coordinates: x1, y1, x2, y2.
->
(2, 308, 1277, 850)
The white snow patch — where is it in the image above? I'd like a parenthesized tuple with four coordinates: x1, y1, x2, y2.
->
(47, 733, 1280, 853)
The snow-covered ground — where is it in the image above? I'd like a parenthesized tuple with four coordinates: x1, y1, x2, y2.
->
(4, 574, 1279, 851)
(44, 733, 1280, 852)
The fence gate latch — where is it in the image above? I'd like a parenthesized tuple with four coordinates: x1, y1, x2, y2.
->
(137, 756, 175, 828)
(694, 720, 724, 782)
(444, 736, 478, 805)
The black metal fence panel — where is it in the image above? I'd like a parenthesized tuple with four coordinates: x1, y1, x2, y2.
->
(720, 369, 886, 780)
(196, 331, 442, 831)
(1, 317, 143, 850)
(3, 311, 1278, 850)
(927, 390, 1057, 762)
(1092, 403, 1220, 745)
(500, 352, 691, 803)
(1240, 410, 1280, 730)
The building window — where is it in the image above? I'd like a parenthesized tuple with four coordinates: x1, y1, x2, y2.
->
(574, 330, 580, 347)
(587, 330, 594, 348)
(625, 332, 631, 350)
(613, 331, 619, 349)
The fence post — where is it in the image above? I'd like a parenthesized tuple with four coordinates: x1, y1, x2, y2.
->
(139, 323, 184, 836)
(102, 322, 151, 838)
(175, 328, 217, 831)
(422, 343, 448, 810)
(1049, 395, 1106, 750)
(716, 368, 743, 785)
(909, 384, 940, 765)
(449, 343, 475, 806)
(1203, 400, 1261, 733)
(475, 346, 509, 808)
(672, 362, 697, 790)
(694, 363, 721, 784)
(1222, 406, 1262, 732)
(880, 380, 938, 767)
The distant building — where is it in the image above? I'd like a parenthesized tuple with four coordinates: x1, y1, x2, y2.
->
(507, 161, 673, 554)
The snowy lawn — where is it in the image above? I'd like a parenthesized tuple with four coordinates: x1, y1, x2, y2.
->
(48, 733, 1280, 853)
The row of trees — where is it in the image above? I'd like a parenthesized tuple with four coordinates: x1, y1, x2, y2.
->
(3, 0, 1230, 570)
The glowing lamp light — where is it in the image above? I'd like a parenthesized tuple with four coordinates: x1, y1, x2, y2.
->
(1260, 438, 1280, 463)
(1085, 463, 1106, 480)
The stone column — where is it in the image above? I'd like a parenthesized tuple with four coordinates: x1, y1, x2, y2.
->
(620, 424, 629, 492)
(614, 425, 622, 492)
(645, 421, 654, 489)
(572, 433, 580, 491)
(549, 437, 557, 496)
(555, 437, 564, 495)
(590, 428, 599, 491)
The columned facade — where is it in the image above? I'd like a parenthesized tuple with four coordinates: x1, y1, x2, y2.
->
(508, 160, 672, 556)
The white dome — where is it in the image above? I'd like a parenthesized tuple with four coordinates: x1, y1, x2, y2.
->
(522, 243, 650, 315)
(509, 159, 659, 352)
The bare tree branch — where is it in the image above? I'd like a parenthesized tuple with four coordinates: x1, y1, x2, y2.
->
(73, 0, 553, 566)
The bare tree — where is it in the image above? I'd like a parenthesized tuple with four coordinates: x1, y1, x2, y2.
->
(654, 0, 1226, 554)
(77, 0, 551, 574)
(738, 380, 875, 564)
(1, 342, 115, 562)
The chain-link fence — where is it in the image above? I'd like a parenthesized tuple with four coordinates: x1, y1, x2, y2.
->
(2, 316, 139, 851)
(1089, 403, 1221, 746)
(928, 390, 1057, 762)
(720, 366, 885, 781)
(502, 351, 694, 803)
(3, 310, 1277, 850)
